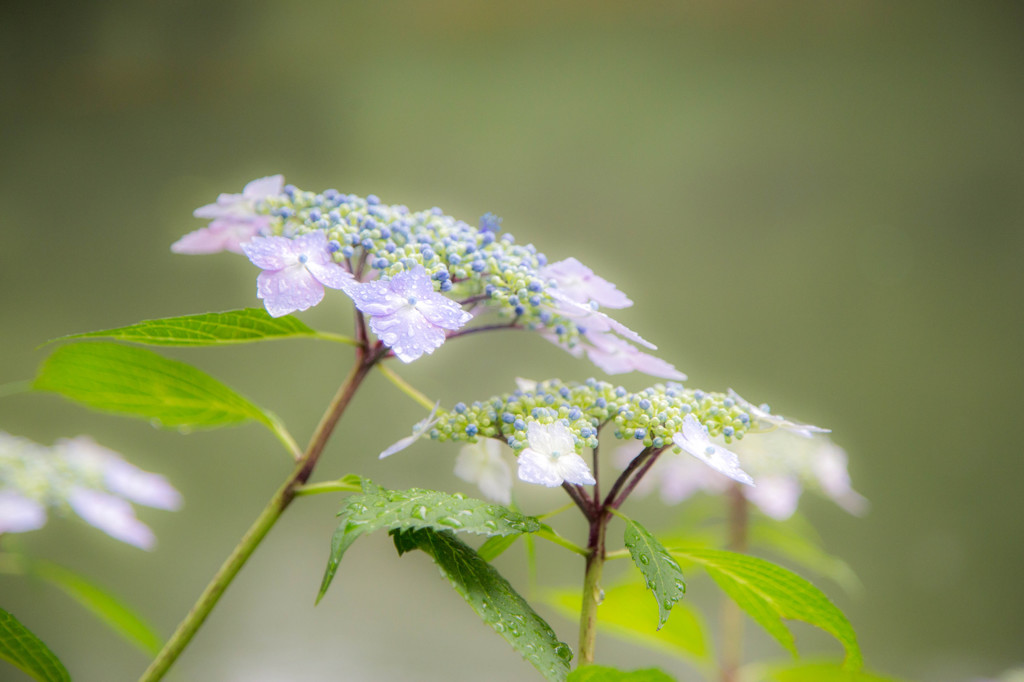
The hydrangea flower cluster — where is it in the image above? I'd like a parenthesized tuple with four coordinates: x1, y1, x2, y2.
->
(384, 378, 763, 502)
(172, 176, 683, 376)
(0, 432, 181, 549)
(618, 391, 866, 519)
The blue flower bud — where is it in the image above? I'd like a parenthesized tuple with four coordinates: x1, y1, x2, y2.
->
(465, 424, 478, 437)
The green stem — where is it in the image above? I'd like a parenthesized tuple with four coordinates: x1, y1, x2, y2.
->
(720, 483, 748, 682)
(534, 527, 588, 557)
(577, 510, 608, 666)
(292, 479, 362, 496)
(138, 352, 377, 682)
(375, 364, 435, 410)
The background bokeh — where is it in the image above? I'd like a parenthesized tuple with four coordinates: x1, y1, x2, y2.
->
(1, 2, 1022, 680)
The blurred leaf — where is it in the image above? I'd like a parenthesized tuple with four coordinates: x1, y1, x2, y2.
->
(478, 533, 522, 561)
(545, 583, 711, 667)
(746, 660, 904, 682)
(674, 548, 862, 671)
(317, 478, 540, 602)
(568, 664, 676, 681)
(33, 342, 275, 432)
(0, 607, 70, 682)
(29, 559, 162, 656)
(393, 528, 572, 682)
(749, 517, 862, 597)
(623, 519, 686, 629)
(54, 309, 320, 346)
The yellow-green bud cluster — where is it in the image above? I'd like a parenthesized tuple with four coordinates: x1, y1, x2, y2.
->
(431, 379, 754, 455)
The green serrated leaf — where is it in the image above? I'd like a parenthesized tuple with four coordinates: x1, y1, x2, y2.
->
(55, 309, 319, 347)
(567, 664, 676, 682)
(316, 480, 540, 601)
(545, 583, 711, 666)
(0, 607, 70, 682)
(623, 519, 685, 629)
(674, 548, 863, 671)
(29, 559, 162, 655)
(33, 342, 273, 432)
(395, 528, 572, 682)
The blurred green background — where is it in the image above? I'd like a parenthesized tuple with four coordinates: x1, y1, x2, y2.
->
(1, 1, 1022, 680)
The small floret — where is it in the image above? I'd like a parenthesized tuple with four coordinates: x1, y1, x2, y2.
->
(243, 232, 355, 317)
(172, 175, 284, 254)
(517, 422, 596, 488)
(350, 266, 472, 363)
(672, 415, 754, 487)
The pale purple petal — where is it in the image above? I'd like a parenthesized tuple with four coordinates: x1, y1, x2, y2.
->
(349, 280, 403, 316)
(744, 474, 801, 520)
(256, 267, 325, 317)
(811, 444, 869, 515)
(542, 257, 632, 309)
(193, 193, 244, 219)
(306, 261, 356, 294)
(584, 332, 686, 380)
(171, 219, 264, 255)
(454, 440, 512, 505)
(68, 488, 156, 550)
(352, 266, 471, 362)
(369, 306, 448, 362)
(516, 448, 566, 487)
(242, 174, 285, 200)
(60, 436, 182, 511)
(0, 491, 47, 533)
(243, 235, 299, 270)
(549, 292, 656, 349)
(379, 403, 439, 459)
(673, 415, 754, 487)
(415, 296, 473, 330)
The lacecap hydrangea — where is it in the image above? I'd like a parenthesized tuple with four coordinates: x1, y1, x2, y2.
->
(386, 378, 769, 502)
(172, 176, 683, 377)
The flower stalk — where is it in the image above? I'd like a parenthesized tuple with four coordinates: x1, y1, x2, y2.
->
(139, 346, 380, 682)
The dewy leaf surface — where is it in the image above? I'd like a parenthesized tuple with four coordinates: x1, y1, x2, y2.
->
(56, 309, 318, 346)
(317, 479, 540, 601)
(33, 342, 274, 431)
(395, 528, 572, 682)
(0, 607, 70, 682)
(674, 548, 863, 670)
(623, 519, 686, 629)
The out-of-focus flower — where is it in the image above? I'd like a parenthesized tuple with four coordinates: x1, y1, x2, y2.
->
(243, 232, 355, 317)
(728, 388, 830, 438)
(172, 175, 284, 254)
(350, 266, 472, 363)
(582, 332, 686, 381)
(619, 427, 866, 520)
(541, 257, 632, 309)
(517, 422, 596, 488)
(0, 432, 181, 549)
(454, 439, 512, 505)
